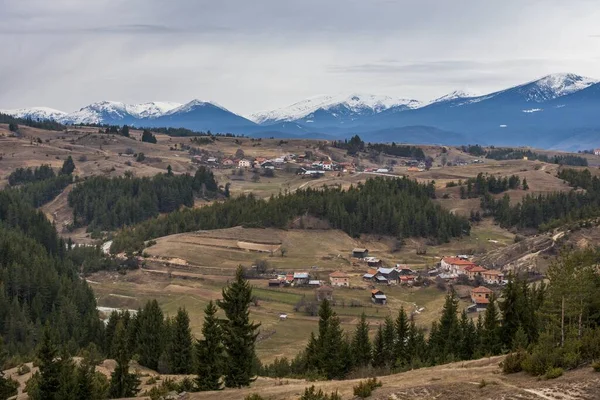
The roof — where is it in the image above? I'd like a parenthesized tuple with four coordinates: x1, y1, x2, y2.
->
(377, 267, 395, 275)
(353, 248, 368, 253)
(362, 273, 375, 279)
(374, 294, 387, 299)
(371, 289, 383, 295)
(293, 272, 310, 279)
(400, 275, 416, 281)
(367, 268, 378, 275)
(443, 257, 476, 266)
(375, 276, 388, 281)
(308, 280, 321, 285)
(468, 266, 488, 273)
(472, 286, 493, 294)
(329, 271, 349, 278)
(483, 269, 503, 276)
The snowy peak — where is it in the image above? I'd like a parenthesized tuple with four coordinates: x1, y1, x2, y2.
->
(127, 102, 182, 118)
(60, 101, 182, 124)
(514, 73, 598, 102)
(431, 90, 481, 103)
(248, 93, 421, 124)
(0, 107, 67, 121)
(166, 99, 229, 116)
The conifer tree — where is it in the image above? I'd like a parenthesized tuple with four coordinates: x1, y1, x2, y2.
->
(382, 316, 396, 366)
(394, 307, 409, 367)
(218, 266, 261, 388)
(36, 327, 61, 400)
(351, 313, 371, 368)
(474, 313, 485, 357)
(137, 300, 165, 370)
(500, 275, 522, 349)
(0, 338, 17, 399)
(196, 301, 224, 391)
(170, 308, 193, 374)
(372, 325, 385, 368)
(109, 321, 140, 398)
(322, 314, 347, 379)
(60, 156, 75, 176)
(458, 310, 476, 360)
(56, 351, 77, 400)
(482, 296, 501, 355)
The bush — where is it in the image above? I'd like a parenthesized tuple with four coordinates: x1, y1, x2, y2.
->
(544, 367, 563, 380)
(299, 386, 342, 400)
(17, 363, 31, 375)
(353, 378, 382, 398)
(502, 351, 526, 374)
(592, 361, 600, 372)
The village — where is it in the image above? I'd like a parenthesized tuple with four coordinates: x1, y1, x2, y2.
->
(259, 246, 509, 318)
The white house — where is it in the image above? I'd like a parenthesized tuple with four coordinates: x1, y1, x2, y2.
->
(322, 161, 334, 171)
(238, 159, 252, 168)
(595, 149, 600, 156)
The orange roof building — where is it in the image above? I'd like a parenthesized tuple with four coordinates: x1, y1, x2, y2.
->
(329, 271, 350, 287)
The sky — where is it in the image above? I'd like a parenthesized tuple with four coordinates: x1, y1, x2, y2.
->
(1, 0, 600, 116)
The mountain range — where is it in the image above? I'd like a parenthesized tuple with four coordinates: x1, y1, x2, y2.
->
(2, 73, 599, 150)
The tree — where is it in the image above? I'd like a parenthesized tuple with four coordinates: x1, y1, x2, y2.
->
(458, 310, 477, 360)
(166, 165, 173, 176)
(169, 308, 194, 374)
(0, 338, 17, 399)
(109, 321, 140, 398)
(218, 266, 261, 388)
(522, 178, 529, 190)
(36, 327, 61, 400)
(382, 316, 396, 366)
(371, 325, 385, 368)
(60, 156, 76, 175)
(121, 125, 130, 137)
(8, 123, 18, 132)
(482, 296, 501, 355)
(235, 149, 245, 159)
(137, 300, 165, 370)
(141, 130, 157, 144)
(352, 313, 371, 368)
(196, 301, 224, 391)
(394, 307, 409, 367)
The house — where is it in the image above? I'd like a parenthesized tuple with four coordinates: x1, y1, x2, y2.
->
(206, 157, 218, 164)
(261, 161, 275, 169)
(329, 271, 350, 287)
(371, 289, 387, 305)
(322, 161, 334, 171)
(238, 159, 252, 168)
(399, 275, 416, 285)
(465, 265, 488, 281)
(594, 149, 600, 156)
(222, 159, 234, 166)
(293, 272, 310, 285)
(441, 257, 476, 275)
(366, 257, 383, 267)
(268, 279, 282, 287)
(308, 280, 321, 287)
(285, 273, 294, 283)
(352, 248, 369, 258)
(471, 286, 493, 311)
(397, 267, 417, 276)
(374, 275, 389, 284)
(376, 168, 389, 173)
(376, 267, 399, 284)
(482, 270, 504, 285)
(316, 286, 334, 302)
(362, 268, 378, 281)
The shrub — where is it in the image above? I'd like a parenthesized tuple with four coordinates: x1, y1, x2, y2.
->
(544, 367, 563, 380)
(478, 379, 487, 389)
(592, 361, 600, 372)
(146, 376, 158, 385)
(17, 363, 31, 375)
(299, 385, 342, 400)
(353, 378, 382, 398)
(502, 351, 526, 374)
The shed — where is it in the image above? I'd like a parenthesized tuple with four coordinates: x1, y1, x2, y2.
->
(268, 279, 282, 287)
(371, 289, 387, 305)
(352, 248, 369, 258)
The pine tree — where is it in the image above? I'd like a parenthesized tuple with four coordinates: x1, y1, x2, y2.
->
(482, 296, 501, 355)
(0, 338, 17, 400)
(394, 307, 409, 367)
(371, 325, 385, 368)
(60, 156, 75, 175)
(218, 266, 261, 388)
(196, 301, 224, 391)
(169, 308, 193, 374)
(37, 327, 61, 400)
(109, 321, 140, 398)
(56, 351, 77, 400)
(137, 300, 165, 370)
(500, 275, 522, 349)
(512, 325, 529, 351)
(322, 315, 347, 379)
(382, 316, 396, 366)
(121, 125, 130, 137)
(435, 290, 461, 362)
(522, 178, 529, 190)
(351, 313, 371, 368)
(458, 310, 476, 360)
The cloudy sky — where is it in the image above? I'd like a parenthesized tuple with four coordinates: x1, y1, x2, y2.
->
(1, 0, 600, 115)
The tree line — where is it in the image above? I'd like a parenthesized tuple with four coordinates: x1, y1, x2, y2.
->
(16, 267, 261, 399)
(481, 168, 600, 230)
(332, 135, 426, 159)
(110, 176, 470, 253)
(0, 113, 66, 132)
(67, 166, 221, 231)
(261, 248, 600, 380)
(450, 172, 524, 199)
(470, 146, 589, 167)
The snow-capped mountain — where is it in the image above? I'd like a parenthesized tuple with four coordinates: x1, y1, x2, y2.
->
(60, 101, 182, 124)
(430, 90, 482, 104)
(0, 107, 67, 121)
(249, 94, 421, 126)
